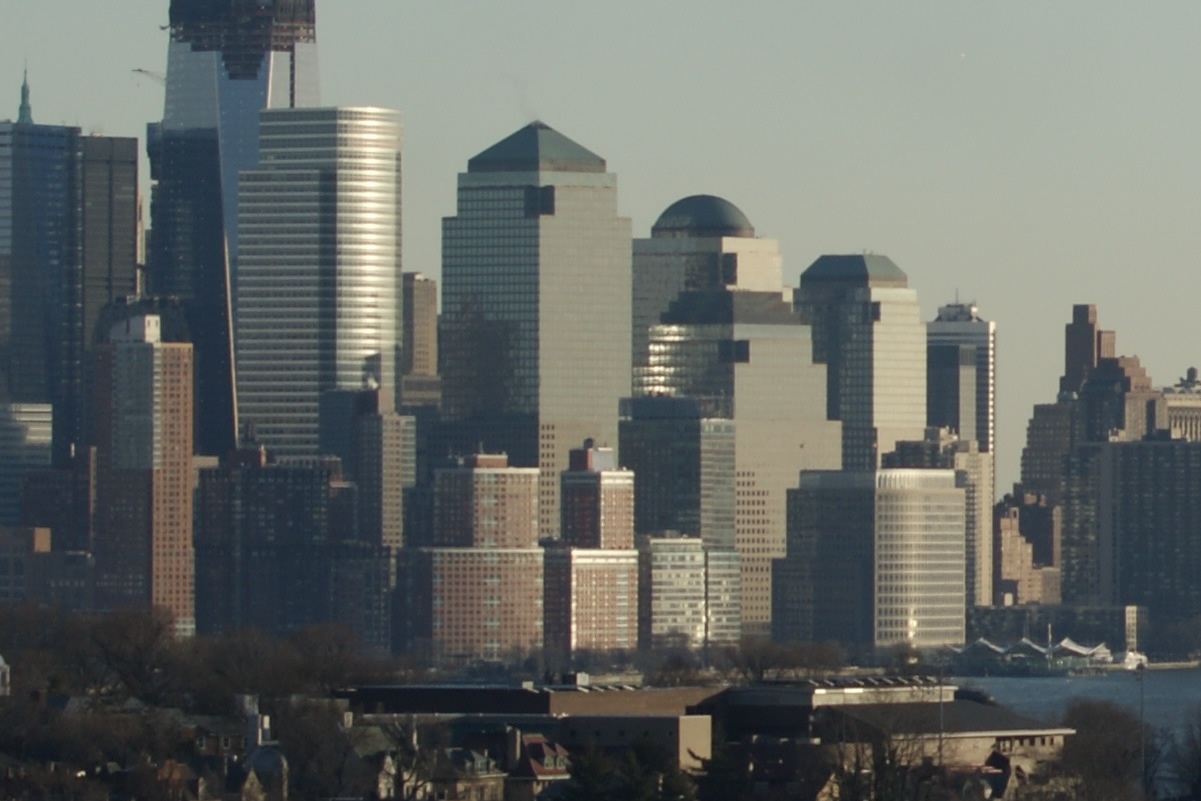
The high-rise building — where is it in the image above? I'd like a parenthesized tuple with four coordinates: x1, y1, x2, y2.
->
(619, 396, 735, 549)
(21, 446, 97, 554)
(543, 441, 639, 659)
(883, 429, 994, 608)
(773, 470, 966, 651)
(401, 273, 441, 410)
(0, 405, 52, 526)
(543, 546, 638, 657)
(1, 78, 139, 464)
(637, 533, 708, 650)
(633, 198, 839, 635)
(632, 195, 778, 369)
(236, 107, 402, 457)
(560, 440, 633, 549)
(319, 389, 407, 554)
(147, 0, 320, 456)
(993, 492, 1061, 606)
(794, 255, 926, 471)
(440, 122, 632, 540)
(926, 302, 996, 455)
(1163, 367, 1201, 441)
(398, 454, 544, 663)
(1063, 439, 1201, 628)
(194, 449, 392, 652)
(92, 315, 195, 635)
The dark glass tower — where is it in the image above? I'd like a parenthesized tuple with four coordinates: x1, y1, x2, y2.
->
(148, 0, 320, 456)
(0, 75, 138, 464)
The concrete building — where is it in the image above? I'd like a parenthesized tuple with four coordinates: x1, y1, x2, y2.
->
(20, 446, 97, 553)
(560, 440, 633, 550)
(1064, 439, 1201, 626)
(926, 301, 996, 455)
(794, 254, 926, 472)
(194, 449, 392, 652)
(0, 526, 93, 613)
(544, 441, 639, 658)
(883, 428, 994, 608)
(92, 314, 195, 635)
(439, 122, 632, 541)
(236, 107, 402, 457)
(147, 0, 320, 456)
(993, 491, 1061, 607)
(1163, 367, 1201, 441)
(543, 546, 638, 656)
(319, 388, 408, 553)
(399, 454, 544, 663)
(637, 533, 707, 650)
(773, 470, 966, 651)
(633, 197, 840, 635)
(400, 272, 441, 410)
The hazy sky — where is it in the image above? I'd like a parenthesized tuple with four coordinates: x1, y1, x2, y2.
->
(5, 1, 1201, 491)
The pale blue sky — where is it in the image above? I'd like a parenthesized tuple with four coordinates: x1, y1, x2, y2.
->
(6, 1, 1201, 491)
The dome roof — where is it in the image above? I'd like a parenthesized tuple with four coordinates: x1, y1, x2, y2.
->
(652, 195, 755, 239)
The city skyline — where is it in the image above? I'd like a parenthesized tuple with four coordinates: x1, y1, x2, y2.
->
(7, 3, 1201, 490)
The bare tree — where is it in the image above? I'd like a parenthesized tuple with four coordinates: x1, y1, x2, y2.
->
(1166, 702, 1201, 800)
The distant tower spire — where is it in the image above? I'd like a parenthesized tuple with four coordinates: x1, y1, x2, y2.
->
(17, 66, 33, 125)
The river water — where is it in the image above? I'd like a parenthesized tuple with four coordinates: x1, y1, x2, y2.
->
(965, 667, 1201, 733)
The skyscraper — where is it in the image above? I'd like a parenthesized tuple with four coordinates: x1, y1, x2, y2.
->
(631, 194, 778, 368)
(632, 197, 839, 635)
(794, 255, 927, 471)
(440, 122, 632, 540)
(773, 470, 966, 651)
(194, 450, 392, 652)
(236, 107, 401, 457)
(92, 315, 195, 635)
(398, 454, 545, 664)
(1, 79, 139, 464)
(544, 441, 639, 658)
(401, 272, 441, 410)
(148, 0, 320, 456)
(619, 396, 735, 549)
(927, 301, 996, 455)
(883, 428, 994, 608)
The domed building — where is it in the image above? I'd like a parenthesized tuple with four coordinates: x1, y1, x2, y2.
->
(632, 195, 781, 370)
(625, 200, 843, 637)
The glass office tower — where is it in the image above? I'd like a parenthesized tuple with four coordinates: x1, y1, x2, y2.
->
(794, 255, 927, 471)
(440, 122, 632, 540)
(236, 107, 401, 457)
(148, 0, 320, 455)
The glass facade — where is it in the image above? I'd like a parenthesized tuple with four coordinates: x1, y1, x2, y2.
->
(774, 469, 966, 650)
(927, 302, 997, 455)
(236, 107, 401, 457)
(633, 290, 841, 635)
(795, 255, 927, 471)
(149, 5, 320, 455)
(441, 123, 632, 540)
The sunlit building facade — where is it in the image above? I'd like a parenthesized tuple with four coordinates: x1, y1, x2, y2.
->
(148, 0, 321, 455)
(440, 122, 632, 540)
(794, 255, 926, 471)
(236, 107, 401, 457)
(774, 469, 966, 651)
